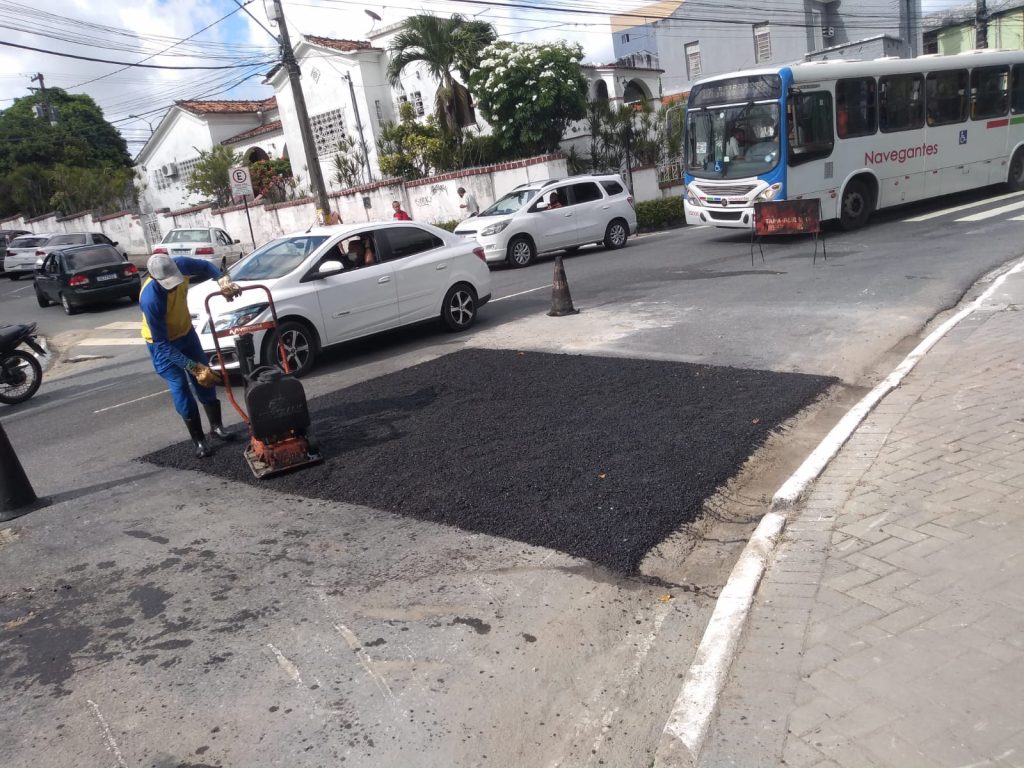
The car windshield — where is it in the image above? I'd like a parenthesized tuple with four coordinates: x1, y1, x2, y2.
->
(11, 236, 48, 248)
(47, 234, 88, 246)
(229, 236, 329, 281)
(685, 102, 782, 179)
(164, 229, 211, 243)
(480, 188, 541, 217)
(64, 246, 122, 271)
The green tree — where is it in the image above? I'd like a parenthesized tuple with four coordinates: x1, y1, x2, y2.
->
(331, 134, 368, 189)
(185, 145, 241, 207)
(386, 14, 496, 140)
(0, 89, 132, 217)
(48, 165, 137, 215)
(377, 102, 446, 180)
(469, 41, 588, 157)
(249, 158, 296, 203)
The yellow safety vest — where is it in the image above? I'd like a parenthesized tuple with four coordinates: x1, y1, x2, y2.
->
(140, 276, 193, 343)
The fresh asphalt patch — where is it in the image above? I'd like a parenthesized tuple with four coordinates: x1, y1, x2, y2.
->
(142, 349, 834, 573)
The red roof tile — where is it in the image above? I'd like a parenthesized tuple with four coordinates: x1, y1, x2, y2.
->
(176, 96, 277, 115)
(305, 35, 374, 52)
(221, 120, 284, 145)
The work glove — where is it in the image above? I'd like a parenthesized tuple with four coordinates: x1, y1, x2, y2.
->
(189, 362, 222, 388)
(218, 274, 242, 301)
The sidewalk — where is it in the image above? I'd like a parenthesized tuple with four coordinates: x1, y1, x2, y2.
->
(699, 263, 1024, 767)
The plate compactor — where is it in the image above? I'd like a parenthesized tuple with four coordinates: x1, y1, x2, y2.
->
(205, 285, 323, 479)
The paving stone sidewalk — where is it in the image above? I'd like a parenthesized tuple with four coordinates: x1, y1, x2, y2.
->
(699, 266, 1024, 768)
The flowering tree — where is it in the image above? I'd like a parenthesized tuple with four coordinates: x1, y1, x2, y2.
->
(469, 41, 588, 157)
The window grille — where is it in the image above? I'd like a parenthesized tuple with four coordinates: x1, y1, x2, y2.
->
(754, 23, 772, 63)
(685, 42, 702, 80)
(412, 91, 424, 117)
(309, 108, 346, 157)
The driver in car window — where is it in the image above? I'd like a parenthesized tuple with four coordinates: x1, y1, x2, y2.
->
(361, 236, 377, 265)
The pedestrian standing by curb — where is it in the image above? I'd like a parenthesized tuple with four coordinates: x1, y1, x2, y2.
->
(140, 254, 242, 458)
(457, 187, 479, 217)
(392, 200, 411, 220)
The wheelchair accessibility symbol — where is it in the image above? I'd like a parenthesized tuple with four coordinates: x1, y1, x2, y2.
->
(959, 129, 968, 145)
(714, 160, 723, 173)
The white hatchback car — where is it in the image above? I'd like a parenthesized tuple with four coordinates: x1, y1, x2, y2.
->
(454, 174, 638, 268)
(154, 227, 244, 269)
(186, 222, 492, 376)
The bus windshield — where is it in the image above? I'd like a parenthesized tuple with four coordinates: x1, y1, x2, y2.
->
(685, 102, 781, 179)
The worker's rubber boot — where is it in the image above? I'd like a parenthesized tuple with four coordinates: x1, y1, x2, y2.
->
(203, 400, 237, 442)
(183, 414, 213, 459)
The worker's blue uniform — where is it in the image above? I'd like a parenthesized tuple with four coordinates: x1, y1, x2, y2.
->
(140, 256, 221, 418)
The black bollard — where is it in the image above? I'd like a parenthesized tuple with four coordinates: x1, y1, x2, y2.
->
(548, 255, 579, 317)
(0, 420, 37, 520)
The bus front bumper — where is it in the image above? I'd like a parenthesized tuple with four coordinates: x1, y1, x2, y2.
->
(685, 200, 754, 229)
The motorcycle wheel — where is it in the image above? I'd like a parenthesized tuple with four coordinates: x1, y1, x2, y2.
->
(0, 350, 42, 405)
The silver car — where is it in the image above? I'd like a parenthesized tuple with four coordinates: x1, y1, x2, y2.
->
(4, 234, 56, 279)
(153, 227, 244, 269)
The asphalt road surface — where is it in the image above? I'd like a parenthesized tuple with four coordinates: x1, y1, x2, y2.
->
(2, 185, 1023, 768)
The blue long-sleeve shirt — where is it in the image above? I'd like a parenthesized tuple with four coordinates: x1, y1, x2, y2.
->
(140, 256, 221, 370)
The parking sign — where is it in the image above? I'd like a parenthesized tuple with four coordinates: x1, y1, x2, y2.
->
(230, 165, 254, 198)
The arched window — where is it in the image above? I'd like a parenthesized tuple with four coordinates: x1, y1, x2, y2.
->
(594, 80, 609, 102)
(623, 79, 651, 105)
(246, 146, 270, 163)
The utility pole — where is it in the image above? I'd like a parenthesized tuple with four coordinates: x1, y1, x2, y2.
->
(975, 0, 988, 49)
(268, 0, 331, 221)
(344, 73, 374, 184)
(29, 73, 57, 126)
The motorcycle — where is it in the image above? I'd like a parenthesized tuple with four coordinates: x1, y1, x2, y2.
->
(0, 323, 44, 405)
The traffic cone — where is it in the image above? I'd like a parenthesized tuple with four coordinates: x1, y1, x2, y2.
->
(0, 420, 37, 521)
(548, 256, 579, 317)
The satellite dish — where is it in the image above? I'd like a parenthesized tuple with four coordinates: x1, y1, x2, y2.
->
(365, 9, 382, 21)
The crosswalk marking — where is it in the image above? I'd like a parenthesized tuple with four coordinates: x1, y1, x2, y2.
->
(1011, 214, 1024, 221)
(78, 338, 146, 347)
(95, 321, 141, 331)
(955, 199, 1024, 222)
(902, 190, 1024, 222)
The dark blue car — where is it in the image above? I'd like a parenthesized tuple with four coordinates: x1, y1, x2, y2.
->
(34, 244, 141, 315)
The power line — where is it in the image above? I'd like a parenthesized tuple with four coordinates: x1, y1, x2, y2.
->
(0, 40, 276, 69)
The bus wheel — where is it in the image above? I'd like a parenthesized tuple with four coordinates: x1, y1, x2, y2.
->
(1008, 148, 1024, 192)
(840, 179, 872, 231)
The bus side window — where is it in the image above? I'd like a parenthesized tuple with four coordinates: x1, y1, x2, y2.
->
(926, 70, 969, 126)
(836, 77, 877, 139)
(788, 90, 834, 166)
(880, 74, 925, 133)
(972, 66, 1009, 120)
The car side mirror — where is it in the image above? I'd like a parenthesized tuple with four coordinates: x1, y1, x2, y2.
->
(234, 239, 240, 244)
(318, 260, 344, 274)
(112, 241, 119, 246)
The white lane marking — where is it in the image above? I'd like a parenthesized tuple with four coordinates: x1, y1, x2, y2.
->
(78, 337, 146, 346)
(656, 255, 1024, 766)
(96, 321, 141, 330)
(86, 699, 128, 768)
(1010, 214, 1024, 221)
(903, 190, 1024, 222)
(93, 390, 168, 414)
(491, 284, 552, 302)
(267, 643, 304, 687)
(955, 199, 1024, 222)
(334, 623, 397, 704)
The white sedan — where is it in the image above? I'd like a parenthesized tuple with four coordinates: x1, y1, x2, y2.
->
(154, 227, 244, 269)
(186, 222, 492, 376)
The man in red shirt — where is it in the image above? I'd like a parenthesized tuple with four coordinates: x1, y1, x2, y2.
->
(392, 200, 411, 220)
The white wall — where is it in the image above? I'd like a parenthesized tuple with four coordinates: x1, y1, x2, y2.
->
(2, 211, 150, 256)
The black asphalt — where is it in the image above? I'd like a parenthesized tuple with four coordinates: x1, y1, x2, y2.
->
(143, 349, 835, 573)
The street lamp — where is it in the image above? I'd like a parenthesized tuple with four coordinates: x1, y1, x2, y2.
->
(130, 114, 155, 138)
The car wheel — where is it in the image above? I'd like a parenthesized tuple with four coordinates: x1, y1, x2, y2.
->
(264, 320, 317, 377)
(507, 235, 535, 268)
(603, 219, 629, 250)
(440, 283, 477, 332)
(8, 273, 20, 281)
(840, 179, 873, 231)
(60, 292, 78, 316)
(35, 286, 50, 308)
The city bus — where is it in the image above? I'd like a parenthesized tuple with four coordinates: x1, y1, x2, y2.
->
(681, 50, 1024, 230)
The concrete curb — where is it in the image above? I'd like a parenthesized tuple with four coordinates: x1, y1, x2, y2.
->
(653, 256, 1024, 768)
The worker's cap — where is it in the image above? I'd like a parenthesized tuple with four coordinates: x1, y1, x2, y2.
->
(147, 254, 184, 290)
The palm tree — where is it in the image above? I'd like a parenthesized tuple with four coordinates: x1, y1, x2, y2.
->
(386, 15, 496, 140)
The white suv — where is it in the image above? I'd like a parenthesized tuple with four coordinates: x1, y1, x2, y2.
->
(454, 174, 637, 268)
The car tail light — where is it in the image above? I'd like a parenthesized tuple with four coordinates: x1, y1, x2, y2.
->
(627, 195, 635, 209)
(472, 246, 486, 262)
(69, 275, 88, 287)
(152, 246, 168, 255)
(35, 249, 45, 257)
(124, 263, 139, 275)
(195, 246, 215, 255)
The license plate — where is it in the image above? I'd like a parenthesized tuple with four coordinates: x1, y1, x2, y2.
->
(172, 249, 189, 255)
(95, 273, 116, 281)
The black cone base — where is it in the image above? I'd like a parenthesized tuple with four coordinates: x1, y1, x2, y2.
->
(548, 256, 579, 317)
(0, 422, 37, 519)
